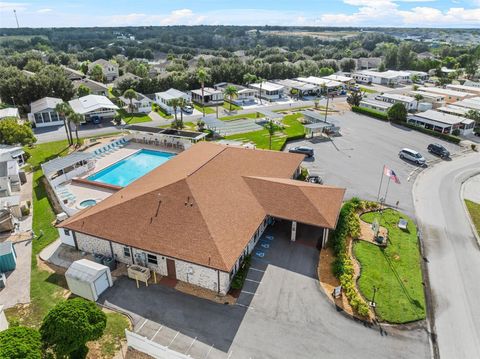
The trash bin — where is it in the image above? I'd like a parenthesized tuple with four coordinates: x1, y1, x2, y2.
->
(102, 256, 116, 271)
(93, 253, 104, 264)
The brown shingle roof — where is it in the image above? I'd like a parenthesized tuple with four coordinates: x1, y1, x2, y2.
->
(60, 142, 344, 272)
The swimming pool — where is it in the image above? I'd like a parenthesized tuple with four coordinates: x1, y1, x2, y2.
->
(88, 149, 175, 187)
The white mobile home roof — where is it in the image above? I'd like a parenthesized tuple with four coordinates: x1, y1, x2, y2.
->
(413, 110, 467, 126)
(30, 97, 63, 114)
(418, 87, 471, 98)
(323, 74, 354, 83)
(437, 105, 470, 116)
(156, 88, 189, 101)
(296, 76, 342, 88)
(453, 98, 480, 111)
(274, 79, 317, 91)
(377, 93, 416, 103)
(68, 95, 119, 115)
(41, 152, 94, 177)
(360, 99, 393, 110)
(446, 84, 480, 94)
(250, 82, 284, 92)
(0, 108, 19, 119)
(410, 91, 445, 100)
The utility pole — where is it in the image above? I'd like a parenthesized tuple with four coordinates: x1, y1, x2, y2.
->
(13, 9, 20, 28)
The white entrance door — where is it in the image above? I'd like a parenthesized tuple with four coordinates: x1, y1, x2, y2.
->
(93, 272, 109, 297)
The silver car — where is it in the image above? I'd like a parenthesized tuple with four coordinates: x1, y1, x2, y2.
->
(399, 148, 426, 165)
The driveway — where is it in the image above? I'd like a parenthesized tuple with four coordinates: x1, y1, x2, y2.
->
(100, 220, 430, 359)
(288, 111, 462, 216)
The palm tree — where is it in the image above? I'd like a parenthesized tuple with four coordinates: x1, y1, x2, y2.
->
(223, 85, 239, 111)
(257, 78, 265, 105)
(177, 97, 187, 129)
(196, 68, 211, 117)
(466, 109, 480, 126)
(68, 112, 84, 145)
(123, 89, 137, 114)
(243, 73, 257, 86)
(168, 98, 182, 128)
(265, 119, 276, 150)
(414, 94, 423, 112)
(55, 102, 73, 146)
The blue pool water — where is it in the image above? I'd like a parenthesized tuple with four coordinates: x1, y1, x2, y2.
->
(88, 149, 175, 187)
(80, 199, 97, 207)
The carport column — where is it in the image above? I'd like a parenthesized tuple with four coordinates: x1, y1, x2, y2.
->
(291, 221, 297, 242)
(322, 229, 329, 249)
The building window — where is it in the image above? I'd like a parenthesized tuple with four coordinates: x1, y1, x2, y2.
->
(123, 247, 130, 257)
(63, 229, 70, 236)
(147, 254, 158, 265)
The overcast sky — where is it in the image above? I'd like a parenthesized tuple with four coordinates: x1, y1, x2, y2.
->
(0, 0, 479, 28)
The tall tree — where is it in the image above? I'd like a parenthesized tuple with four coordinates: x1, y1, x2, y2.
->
(265, 119, 276, 150)
(168, 98, 182, 127)
(89, 64, 104, 82)
(68, 112, 84, 145)
(413, 94, 423, 112)
(465, 109, 480, 125)
(387, 103, 407, 122)
(196, 67, 211, 117)
(123, 88, 137, 114)
(347, 91, 363, 107)
(223, 85, 239, 111)
(77, 84, 91, 97)
(0, 119, 36, 146)
(55, 102, 73, 145)
(40, 298, 107, 359)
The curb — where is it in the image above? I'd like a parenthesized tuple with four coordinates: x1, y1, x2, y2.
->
(460, 173, 480, 249)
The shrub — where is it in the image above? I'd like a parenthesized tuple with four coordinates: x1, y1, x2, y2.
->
(352, 106, 388, 121)
(452, 129, 460, 136)
(0, 326, 42, 359)
(387, 103, 407, 122)
(231, 255, 251, 290)
(330, 199, 369, 317)
(471, 144, 477, 151)
(399, 122, 461, 144)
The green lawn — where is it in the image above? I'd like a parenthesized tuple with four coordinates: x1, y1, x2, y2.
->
(354, 209, 426, 323)
(91, 312, 130, 357)
(359, 86, 378, 94)
(225, 113, 305, 151)
(118, 109, 152, 124)
(6, 141, 71, 327)
(223, 102, 243, 111)
(465, 200, 480, 237)
(152, 106, 174, 120)
(193, 104, 215, 114)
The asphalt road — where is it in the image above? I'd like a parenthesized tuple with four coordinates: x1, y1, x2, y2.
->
(413, 151, 480, 359)
(289, 111, 462, 217)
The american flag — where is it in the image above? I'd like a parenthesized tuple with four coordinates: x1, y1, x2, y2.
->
(383, 166, 401, 184)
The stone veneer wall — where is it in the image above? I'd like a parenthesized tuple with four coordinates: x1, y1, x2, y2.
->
(74, 232, 230, 294)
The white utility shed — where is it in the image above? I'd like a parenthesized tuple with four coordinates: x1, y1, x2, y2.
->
(65, 259, 113, 301)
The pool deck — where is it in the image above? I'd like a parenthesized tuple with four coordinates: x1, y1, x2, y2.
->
(60, 140, 179, 213)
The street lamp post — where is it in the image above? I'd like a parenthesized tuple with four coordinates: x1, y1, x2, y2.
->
(370, 285, 378, 307)
(11, 96, 16, 107)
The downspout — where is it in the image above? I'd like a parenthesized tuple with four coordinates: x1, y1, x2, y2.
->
(72, 231, 79, 250)
(217, 270, 221, 294)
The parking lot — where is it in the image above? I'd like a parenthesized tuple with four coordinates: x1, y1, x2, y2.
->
(100, 220, 430, 359)
(289, 111, 462, 216)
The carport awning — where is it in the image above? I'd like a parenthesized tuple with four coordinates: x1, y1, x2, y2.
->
(41, 152, 94, 177)
(256, 109, 283, 120)
(243, 176, 346, 229)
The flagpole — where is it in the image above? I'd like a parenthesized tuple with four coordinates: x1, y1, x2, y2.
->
(376, 165, 385, 202)
(384, 176, 392, 206)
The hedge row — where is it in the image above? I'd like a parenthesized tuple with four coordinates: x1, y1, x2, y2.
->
(352, 106, 388, 121)
(330, 198, 370, 317)
(394, 122, 462, 144)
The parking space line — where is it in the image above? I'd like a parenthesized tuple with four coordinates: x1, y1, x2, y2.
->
(203, 344, 215, 359)
(168, 331, 180, 347)
(249, 267, 265, 272)
(136, 319, 148, 332)
(184, 337, 197, 355)
(150, 325, 163, 341)
(240, 290, 258, 296)
(245, 278, 261, 283)
(235, 303, 254, 310)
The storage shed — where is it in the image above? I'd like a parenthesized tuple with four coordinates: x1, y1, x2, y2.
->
(0, 241, 16, 272)
(65, 259, 113, 301)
